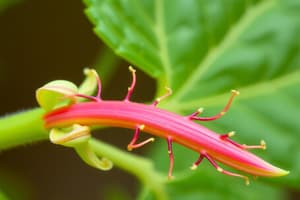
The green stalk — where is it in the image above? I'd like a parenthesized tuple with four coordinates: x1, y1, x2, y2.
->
(0, 108, 47, 151)
(90, 139, 168, 200)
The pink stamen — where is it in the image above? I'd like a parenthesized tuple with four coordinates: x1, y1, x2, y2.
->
(127, 124, 154, 151)
(190, 90, 239, 121)
(124, 66, 136, 102)
(167, 136, 174, 180)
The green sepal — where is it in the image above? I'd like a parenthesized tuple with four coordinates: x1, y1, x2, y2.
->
(36, 68, 99, 111)
(49, 124, 90, 147)
(49, 124, 113, 171)
(36, 80, 78, 111)
(75, 143, 113, 171)
(78, 68, 99, 96)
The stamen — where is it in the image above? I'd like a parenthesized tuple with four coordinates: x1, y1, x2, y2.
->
(231, 89, 240, 96)
(127, 124, 154, 151)
(152, 87, 172, 106)
(167, 136, 174, 180)
(190, 164, 198, 170)
(187, 107, 204, 119)
(202, 151, 250, 185)
(190, 89, 239, 121)
(129, 65, 136, 73)
(190, 154, 205, 170)
(90, 69, 102, 100)
(124, 66, 136, 101)
(220, 131, 235, 140)
(261, 140, 267, 150)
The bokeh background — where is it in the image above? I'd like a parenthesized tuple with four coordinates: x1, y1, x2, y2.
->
(0, 0, 156, 199)
(1, 1, 300, 200)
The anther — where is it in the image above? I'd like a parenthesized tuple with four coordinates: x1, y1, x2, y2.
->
(190, 164, 198, 170)
(152, 87, 172, 106)
(231, 89, 240, 96)
(197, 107, 204, 113)
(139, 124, 145, 130)
(189, 89, 239, 121)
(187, 107, 204, 119)
(228, 131, 235, 137)
(129, 65, 136, 73)
(217, 167, 223, 172)
(260, 140, 267, 150)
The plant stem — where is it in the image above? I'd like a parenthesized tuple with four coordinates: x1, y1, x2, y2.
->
(90, 139, 168, 200)
(0, 108, 47, 151)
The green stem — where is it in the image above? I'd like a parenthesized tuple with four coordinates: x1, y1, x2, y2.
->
(0, 108, 47, 151)
(90, 139, 168, 200)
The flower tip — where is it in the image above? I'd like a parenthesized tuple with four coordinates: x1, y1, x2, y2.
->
(260, 140, 267, 150)
(270, 167, 290, 177)
(278, 169, 290, 176)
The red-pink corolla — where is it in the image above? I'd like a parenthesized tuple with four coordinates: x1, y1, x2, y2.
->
(42, 67, 289, 184)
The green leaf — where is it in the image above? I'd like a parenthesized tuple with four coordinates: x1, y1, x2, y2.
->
(0, 108, 46, 151)
(84, 0, 300, 199)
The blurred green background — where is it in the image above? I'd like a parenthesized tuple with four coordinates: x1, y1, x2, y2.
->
(1, 0, 300, 200)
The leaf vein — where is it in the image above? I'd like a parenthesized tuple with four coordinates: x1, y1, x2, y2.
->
(170, 0, 276, 102)
(154, 0, 172, 85)
(167, 70, 300, 112)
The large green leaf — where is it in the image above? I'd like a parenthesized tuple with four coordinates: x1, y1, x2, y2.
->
(84, 0, 300, 199)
